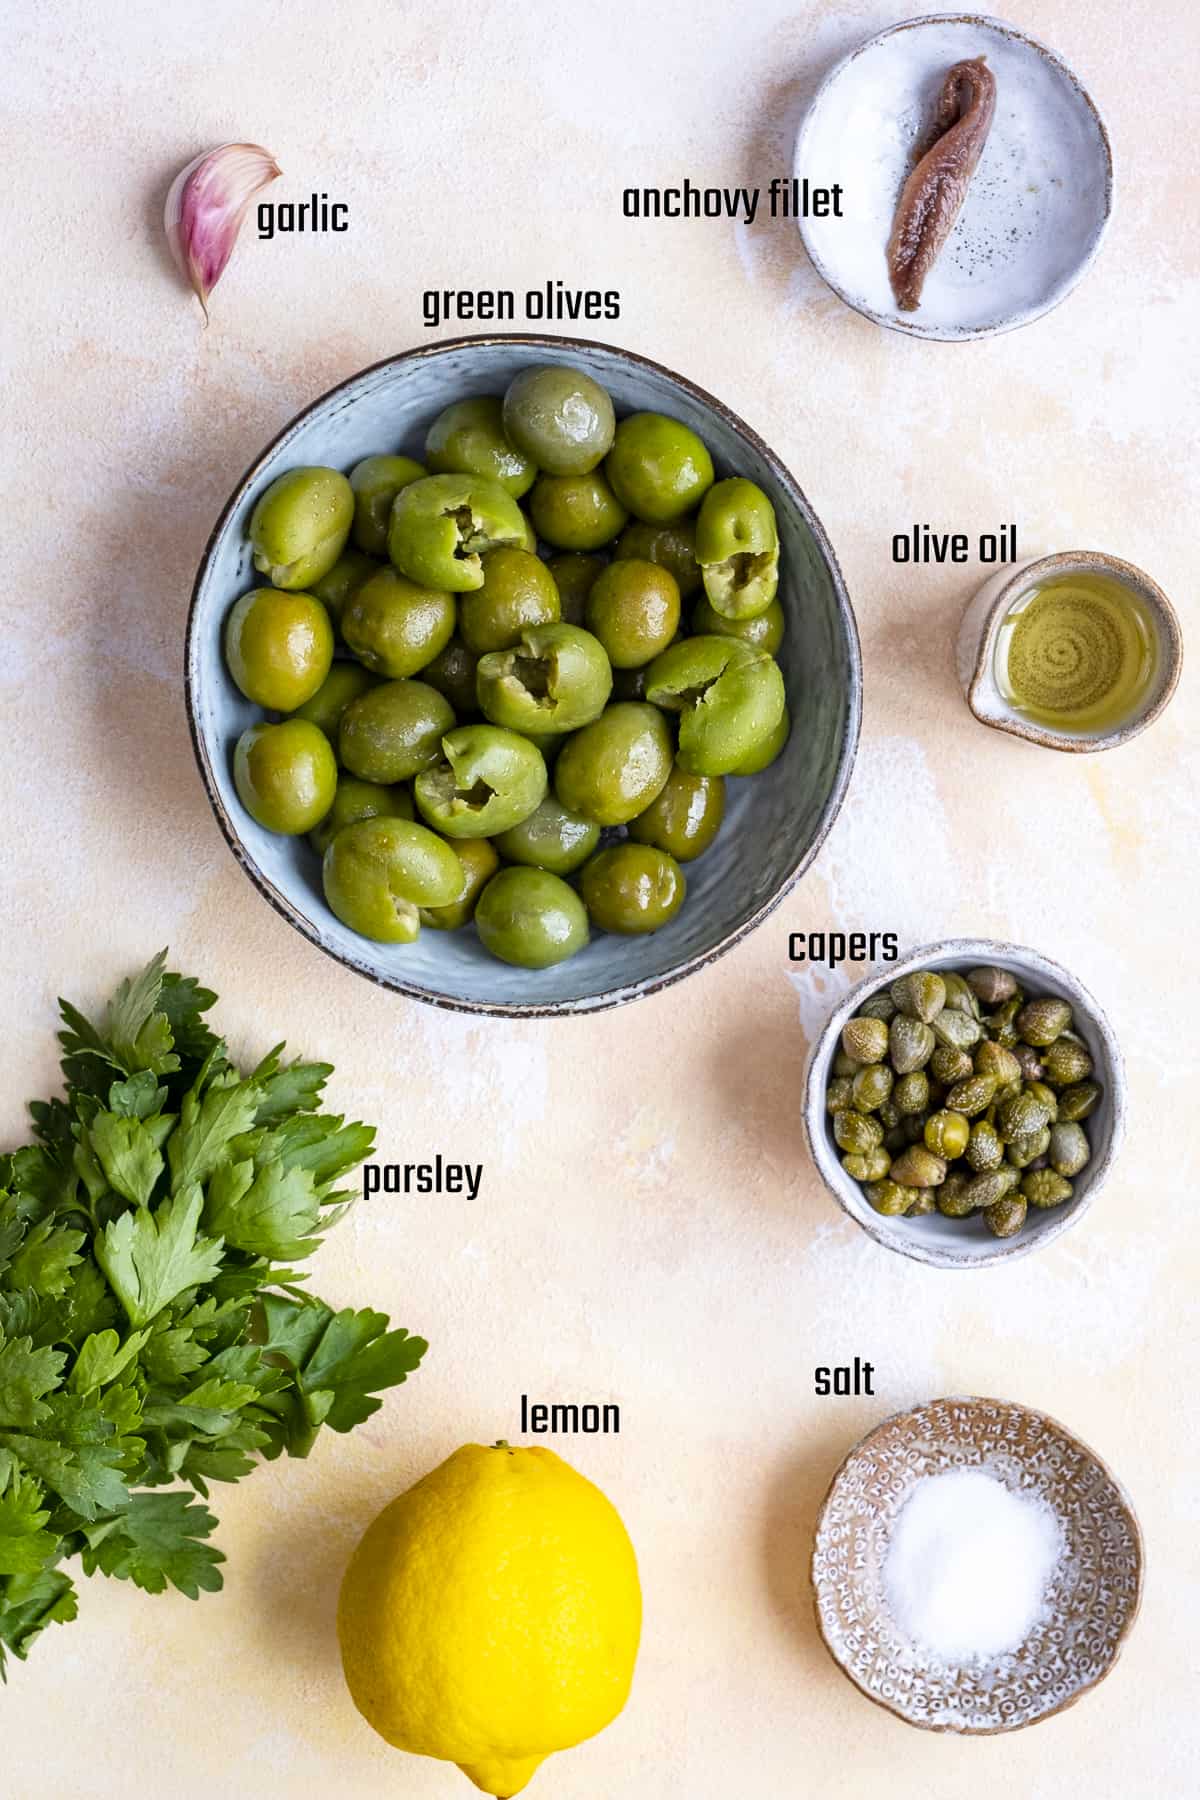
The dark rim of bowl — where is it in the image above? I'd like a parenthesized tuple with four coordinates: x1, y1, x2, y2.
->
(184, 332, 863, 1017)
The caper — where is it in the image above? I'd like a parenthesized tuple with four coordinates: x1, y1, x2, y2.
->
(930, 1008, 982, 1052)
(878, 1100, 902, 1130)
(965, 1168, 1019, 1211)
(889, 1145, 947, 1188)
(842, 1149, 892, 1182)
(842, 1016, 889, 1064)
(1016, 996, 1073, 1046)
(864, 1179, 916, 1217)
(930, 1045, 974, 1086)
(852, 1063, 893, 1113)
(945, 1072, 998, 1117)
(833, 1110, 884, 1155)
(1013, 1044, 1044, 1082)
(890, 1015, 935, 1074)
(890, 971, 946, 1022)
(832, 1050, 860, 1078)
(1006, 1127, 1052, 1169)
(974, 1040, 1022, 1086)
(997, 1089, 1053, 1141)
(965, 1120, 1004, 1172)
(987, 996, 1022, 1045)
(941, 971, 981, 1018)
(883, 1125, 907, 1154)
(1049, 1122, 1091, 1178)
(1058, 1081, 1102, 1122)
(893, 1071, 930, 1114)
(967, 965, 1017, 1005)
(937, 1174, 975, 1217)
(903, 1112, 930, 1144)
(906, 1188, 937, 1217)
(1025, 1080, 1059, 1123)
(826, 1076, 854, 1115)
(1042, 1039, 1094, 1087)
(984, 1194, 1027, 1238)
(1021, 1170, 1073, 1209)
(858, 993, 897, 1023)
(924, 1110, 970, 1159)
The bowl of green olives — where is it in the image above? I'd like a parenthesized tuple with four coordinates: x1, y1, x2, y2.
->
(186, 335, 860, 1013)
(802, 940, 1125, 1267)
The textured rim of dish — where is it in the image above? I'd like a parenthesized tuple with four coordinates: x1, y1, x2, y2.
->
(800, 937, 1126, 1268)
(810, 1395, 1146, 1733)
(963, 549, 1183, 751)
(793, 12, 1115, 342)
(184, 332, 863, 1017)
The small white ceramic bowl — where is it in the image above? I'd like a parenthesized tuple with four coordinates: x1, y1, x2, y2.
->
(801, 939, 1125, 1268)
(794, 13, 1114, 340)
(957, 550, 1182, 752)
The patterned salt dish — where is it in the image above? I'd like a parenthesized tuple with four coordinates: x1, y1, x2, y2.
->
(811, 1396, 1144, 1733)
(185, 335, 861, 1017)
(957, 550, 1182, 751)
(801, 939, 1125, 1269)
(794, 13, 1113, 341)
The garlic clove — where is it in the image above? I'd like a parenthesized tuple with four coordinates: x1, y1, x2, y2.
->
(164, 143, 282, 320)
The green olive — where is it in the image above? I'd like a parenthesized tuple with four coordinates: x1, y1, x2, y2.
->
(605, 413, 714, 524)
(349, 455, 427, 557)
(692, 594, 784, 655)
(309, 775, 413, 856)
(474, 867, 590, 968)
(322, 817, 463, 943)
(492, 796, 600, 875)
(234, 719, 337, 836)
(338, 680, 456, 783)
(528, 469, 628, 552)
(388, 474, 527, 592)
(459, 549, 560, 654)
(425, 396, 537, 497)
(731, 704, 789, 775)
(585, 559, 681, 669)
(694, 478, 780, 620)
(225, 588, 334, 711)
(580, 844, 685, 935)
(644, 636, 785, 777)
(615, 519, 702, 597)
(249, 466, 354, 590)
(553, 702, 673, 826)
(420, 637, 479, 717)
(419, 836, 499, 931)
(291, 663, 378, 742)
(545, 553, 607, 625)
(627, 766, 724, 862)
(476, 623, 612, 735)
(310, 549, 381, 627)
(413, 724, 547, 838)
(502, 367, 615, 476)
(340, 567, 456, 679)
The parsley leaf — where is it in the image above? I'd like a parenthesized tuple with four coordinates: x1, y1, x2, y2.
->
(0, 1470, 58, 1576)
(81, 1491, 224, 1598)
(89, 1113, 165, 1208)
(96, 1188, 225, 1328)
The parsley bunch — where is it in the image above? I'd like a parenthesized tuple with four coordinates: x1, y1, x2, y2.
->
(0, 953, 426, 1674)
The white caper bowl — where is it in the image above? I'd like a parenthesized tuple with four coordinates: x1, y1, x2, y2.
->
(802, 939, 1125, 1268)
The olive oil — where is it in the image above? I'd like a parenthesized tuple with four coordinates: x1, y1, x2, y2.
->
(994, 572, 1157, 733)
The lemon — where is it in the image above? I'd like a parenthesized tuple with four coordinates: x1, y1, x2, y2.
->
(337, 1442, 641, 1797)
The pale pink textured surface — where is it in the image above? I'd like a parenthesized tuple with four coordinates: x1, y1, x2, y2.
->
(3, 3, 1199, 1797)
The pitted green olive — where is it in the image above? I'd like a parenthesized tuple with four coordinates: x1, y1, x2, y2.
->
(322, 817, 463, 943)
(476, 623, 612, 735)
(553, 702, 673, 826)
(474, 866, 590, 968)
(502, 367, 616, 476)
(580, 844, 686, 935)
(585, 558, 681, 668)
(414, 724, 547, 838)
(605, 413, 714, 524)
(234, 719, 337, 836)
(249, 466, 354, 590)
(459, 549, 560, 654)
(627, 766, 724, 862)
(389, 474, 527, 592)
(338, 680, 455, 784)
(225, 588, 334, 711)
(644, 636, 784, 777)
(694, 478, 780, 620)
(528, 469, 628, 552)
(492, 796, 600, 876)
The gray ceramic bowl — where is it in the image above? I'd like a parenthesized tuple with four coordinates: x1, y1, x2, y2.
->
(186, 335, 861, 1016)
(801, 939, 1125, 1267)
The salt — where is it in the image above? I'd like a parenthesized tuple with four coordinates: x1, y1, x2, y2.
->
(883, 1468, 1064, 1663)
